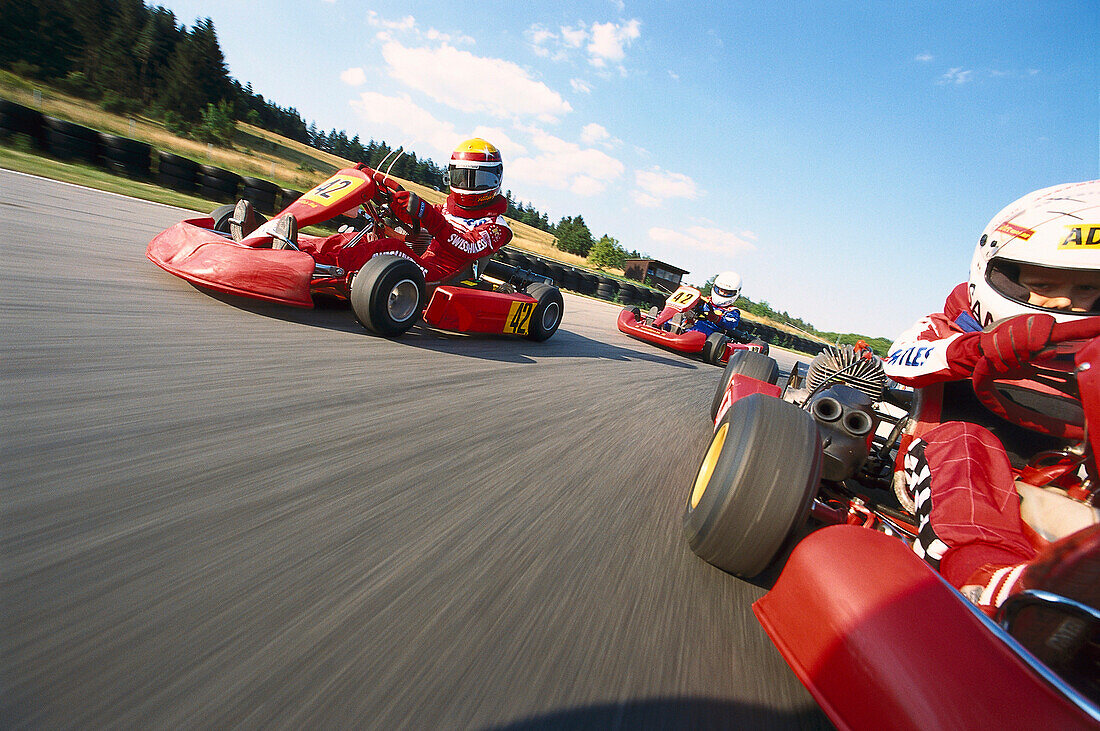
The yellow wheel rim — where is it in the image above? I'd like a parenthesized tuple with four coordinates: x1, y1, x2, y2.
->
(690, 422, 729, 509)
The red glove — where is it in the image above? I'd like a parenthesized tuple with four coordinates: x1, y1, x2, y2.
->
(371, 170, 404, 194)
(979, 314, 1056, 373)
(392, 190, 425, 228)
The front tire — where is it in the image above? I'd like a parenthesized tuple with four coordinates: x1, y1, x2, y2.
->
(350, 255, 426, 336)
(525, 282, 564, 341)
(710, 350, 780, 422)
(685, 394, 822, 578)
(702, 332, 729, 366)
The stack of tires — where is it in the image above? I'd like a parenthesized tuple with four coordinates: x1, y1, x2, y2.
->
(98, 132, 152, 180)
(42, 116, 100, 165)
(240, 176, 282, 214)
(0, 100, 45, 146)
(156, 151, 200, 193)
(596, 276, 619, 301)
(198, 164, 241, 203)
(279, 188, 303, 209)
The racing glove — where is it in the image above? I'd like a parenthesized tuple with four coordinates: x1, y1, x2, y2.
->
(978, 314, 1055, 373)
(371, 169, 404, 194)
(393, 190, 450, 241)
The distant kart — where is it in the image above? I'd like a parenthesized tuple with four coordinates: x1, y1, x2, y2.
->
(684, 323, 1100, 728)
(147, 164, 563, 340)
(616, 284, 767, 365)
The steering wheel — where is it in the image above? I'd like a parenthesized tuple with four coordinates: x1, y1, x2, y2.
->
(369, 173, 421, 242)
(971, 318, 1100, 439)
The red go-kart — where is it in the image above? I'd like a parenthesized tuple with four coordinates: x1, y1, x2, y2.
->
(147, 165, 563, 340)
(684, 321, 1100, 728)
(617, 284, 767, 366)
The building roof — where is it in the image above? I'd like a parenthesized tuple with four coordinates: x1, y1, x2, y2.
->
(624, 258, 690, 275)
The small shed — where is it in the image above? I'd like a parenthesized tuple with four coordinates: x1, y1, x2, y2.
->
(623, 259, 689, 290)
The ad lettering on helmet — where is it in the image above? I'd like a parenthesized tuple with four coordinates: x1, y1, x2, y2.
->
(994, 221, 1034, 241)
(1058, 224, 1100, 250)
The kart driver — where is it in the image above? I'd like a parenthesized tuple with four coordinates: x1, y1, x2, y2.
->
(688, 271, 743, 336)
(884, 179, 1100, 614)
(381, 137, 513, 285)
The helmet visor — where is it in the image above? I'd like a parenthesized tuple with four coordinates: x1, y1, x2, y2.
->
(448, 163, 502, 192)
(712, 285, 738, 299)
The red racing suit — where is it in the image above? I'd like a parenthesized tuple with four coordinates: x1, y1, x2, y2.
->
(885, 283, 1060, 612)
(414, 195, 513, 284)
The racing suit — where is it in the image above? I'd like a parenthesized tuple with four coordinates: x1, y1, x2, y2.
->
(885, 283, 1063, 612)
(411, 195, 513, 284)
(689, 300, 741, 337)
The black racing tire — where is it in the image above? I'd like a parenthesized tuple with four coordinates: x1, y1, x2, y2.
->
(684, 393, 823, 577)
(524, 282, 564, 341)
(750, 337, 770, 356)
(210, 204, 266, 233)
(596, 281, 618, 301)
(710, 350, 780, 422)
(157, 151, 199, 172)
(702, 332, 729, 366)
(623, 305, 642, 322)
(240, 176, 280, 195)
(350, 255, 426, 336)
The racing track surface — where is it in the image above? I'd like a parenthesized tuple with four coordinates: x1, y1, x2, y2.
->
(1, 169, 826, 729)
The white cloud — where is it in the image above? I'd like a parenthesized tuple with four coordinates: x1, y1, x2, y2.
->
(648, 226, 757, 255)
(588, 20, 641, 66)
(381, 41, 572, 121)
(938, 67, 973, 85)
(580, 123, 610, 144)
(426, 28, 475, 45)
(339, 67, 367, 86)
(508, 127, 625, 196)
(570, 78, 592, 94)
(634, 166, 700, 205)
(667, 70, 679, 81)
(366, 11, 415, 31)
(561, 25, 587, 48)
(348, 91, 461, 156)
(914, 53, 934, 62)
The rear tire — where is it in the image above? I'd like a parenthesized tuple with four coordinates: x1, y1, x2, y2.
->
(702, 332, 729, 366)
(350, 255, 427, 336)
(525, 282, 564, 341)
(685, 394, 822, 577)
(710, 350, 780, 422)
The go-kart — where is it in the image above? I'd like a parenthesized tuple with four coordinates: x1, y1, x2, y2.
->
(146, 164, 563, 340)
(616, 284, 768, 365)
(684, 320, 1100, 728)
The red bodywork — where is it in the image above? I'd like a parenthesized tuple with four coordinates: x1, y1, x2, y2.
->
(616, 284, 763, 363)
(713, 326, 1100, 727)
(146, 165, 539, 337)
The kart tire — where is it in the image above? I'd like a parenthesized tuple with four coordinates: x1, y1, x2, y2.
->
(210, 204, 266, 233)
(702, 332, 729, 366)
(350, 255, 426, 336)
(596, 282, 618, 301)
(685, 393, 822, 578)
(157, 151, 199, 173)
(525, 282, 564, 342)
(710, 350, 780, 422)
(157, 170, 197, 193)
(750, 337, 769, 356)
(280, 188, 303, 208)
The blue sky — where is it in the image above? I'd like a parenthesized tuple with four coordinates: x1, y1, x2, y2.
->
(155, 0, 1097, 338)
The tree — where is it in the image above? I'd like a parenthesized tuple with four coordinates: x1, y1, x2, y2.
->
(555, 215, 594, 256)
(587, 235, 626, 270)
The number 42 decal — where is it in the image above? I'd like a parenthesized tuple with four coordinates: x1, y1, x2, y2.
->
(504, 301, 534, 335)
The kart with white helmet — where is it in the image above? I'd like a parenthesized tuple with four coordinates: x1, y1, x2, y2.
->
(617, 278, 768, 366)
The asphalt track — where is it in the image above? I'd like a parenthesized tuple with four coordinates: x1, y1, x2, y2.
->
(1, 169, 826, 729)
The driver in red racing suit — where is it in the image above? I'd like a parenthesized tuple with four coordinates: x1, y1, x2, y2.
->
(379, 137, 512, 285)
(884, 180, 1100, 614)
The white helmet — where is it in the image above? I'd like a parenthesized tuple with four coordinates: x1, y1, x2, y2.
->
(969, 180, 1100, 327)
(710, 271, 742, 308)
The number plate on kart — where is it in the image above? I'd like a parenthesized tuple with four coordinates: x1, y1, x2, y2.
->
(302, 174, 366, 206)
(504, 300, 534, 335)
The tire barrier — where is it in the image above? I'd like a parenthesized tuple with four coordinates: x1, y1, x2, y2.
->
(240, 176, 281, 214)
(0, 100, 45, 146)
(99, 132, 152, 180)
(279, 188, 303, 209)
(578, 272, 598, 296)
(42, 116, 100, 165)
(156, 150, 199, 193)
(596, 279, 619, 301)
(197, 164, 241, 203)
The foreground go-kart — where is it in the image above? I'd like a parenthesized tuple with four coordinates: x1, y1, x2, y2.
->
(685, 321, 1100, 728)
(617, 284, 767, 365)
(146, 165, 563, 340)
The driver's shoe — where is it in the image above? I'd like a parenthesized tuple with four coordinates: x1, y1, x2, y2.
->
(229, 199, 257, 242)
(271, 214, 298, 250)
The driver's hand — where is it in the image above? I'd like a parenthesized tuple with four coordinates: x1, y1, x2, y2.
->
(372, 170, 404, 194)
(979, 313, 1056, 373)
(393, 190, 425, 228)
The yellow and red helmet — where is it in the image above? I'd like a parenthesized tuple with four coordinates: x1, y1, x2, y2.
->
(446, 138, 503, 209)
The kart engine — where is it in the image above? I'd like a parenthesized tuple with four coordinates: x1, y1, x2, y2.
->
(806, 345, 887, 403)
(807, 384, 880, 482)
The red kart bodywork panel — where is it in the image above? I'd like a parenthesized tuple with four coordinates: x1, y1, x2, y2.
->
(713, 374, 781, 426)
(146, 220, 315, 307)
(423, 286, 537, 335)
(753, 525, 1097, 730)
(617, 307, 706, 353)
